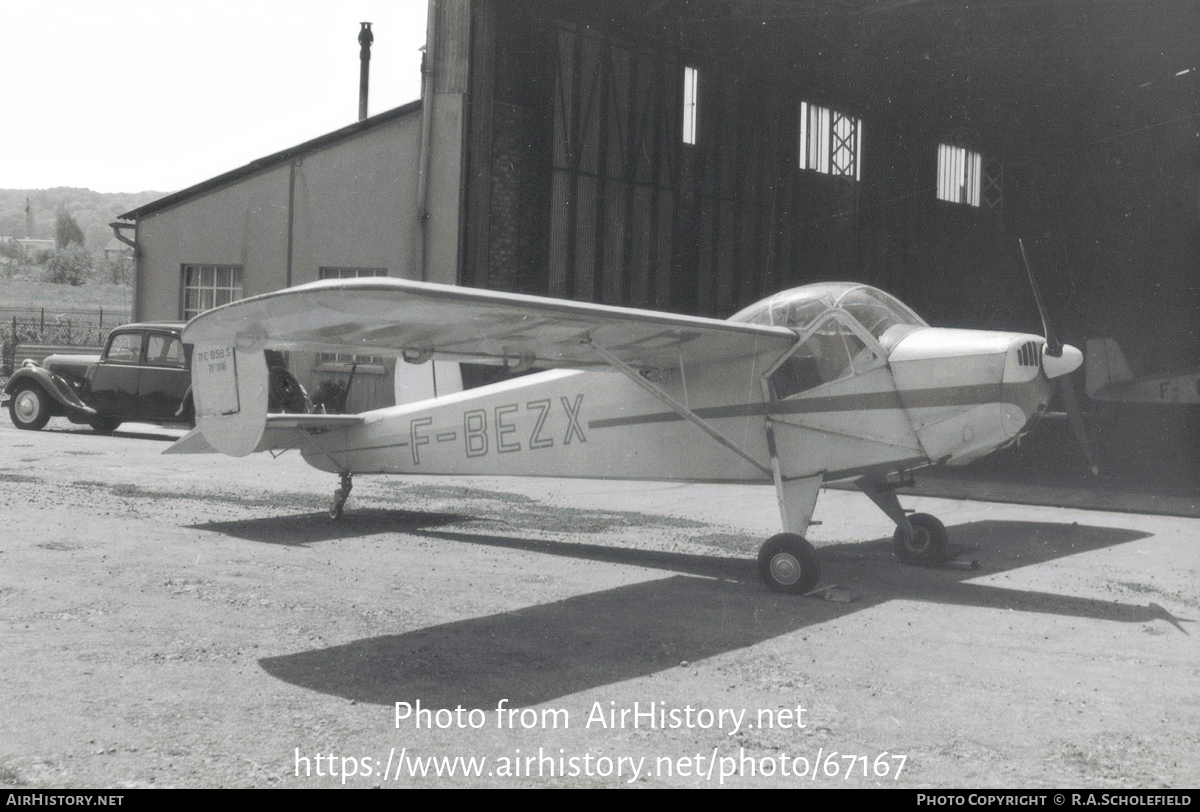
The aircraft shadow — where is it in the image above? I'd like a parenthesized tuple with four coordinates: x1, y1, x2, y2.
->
(258, 520, 1171, 708)
(52, 425, 181, 442)
(191, 509, 472, 547)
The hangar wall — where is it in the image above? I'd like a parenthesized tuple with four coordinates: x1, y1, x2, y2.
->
(461, 0, 1198, 347)
(461, 2, 1015, 323)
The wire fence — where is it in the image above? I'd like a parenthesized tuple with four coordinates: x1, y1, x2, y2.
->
(1, 307, 131, 375)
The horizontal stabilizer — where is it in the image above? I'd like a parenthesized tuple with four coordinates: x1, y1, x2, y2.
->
(164, 413, 365, 455)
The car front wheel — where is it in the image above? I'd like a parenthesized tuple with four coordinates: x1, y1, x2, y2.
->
(9, 383, 51, 430)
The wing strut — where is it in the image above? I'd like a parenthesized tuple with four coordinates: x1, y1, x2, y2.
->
(584, 338, 773, 477)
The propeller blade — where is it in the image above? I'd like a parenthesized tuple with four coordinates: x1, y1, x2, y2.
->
(1059, 373, 1100, 476)
(1018, 238, 1063, 357)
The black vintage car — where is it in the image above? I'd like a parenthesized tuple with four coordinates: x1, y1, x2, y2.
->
(3, 323, 194, 433)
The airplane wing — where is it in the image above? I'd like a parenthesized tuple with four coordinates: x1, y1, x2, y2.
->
(164, 413, 365, 455)
(182, 278, 797, 372)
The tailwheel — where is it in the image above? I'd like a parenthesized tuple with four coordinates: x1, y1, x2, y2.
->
(758, 533, 821, 595)
(893, 513, 947, 566)
(329, 473, 353, 520)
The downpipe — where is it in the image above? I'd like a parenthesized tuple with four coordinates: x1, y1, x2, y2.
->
(414, 0, 438, 283)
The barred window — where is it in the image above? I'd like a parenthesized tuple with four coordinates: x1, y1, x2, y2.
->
(937, 144, 983, 207)
(682, 66, 699, 145)
(800, 102, 861, 180)
(317, 267, 387, 369)
(182, 264, 243, 320)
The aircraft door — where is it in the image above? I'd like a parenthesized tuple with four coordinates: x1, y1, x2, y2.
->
(768, 311, 885, 400)
(764, 310, 920, 476)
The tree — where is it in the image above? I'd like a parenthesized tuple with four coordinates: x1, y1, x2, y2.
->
(55, 208, 86, 249)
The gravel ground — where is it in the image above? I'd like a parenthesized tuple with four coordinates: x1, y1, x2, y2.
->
(1, 416, 1197, 788)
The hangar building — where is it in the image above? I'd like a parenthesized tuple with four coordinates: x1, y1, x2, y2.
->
(119, 0, 1198, 456)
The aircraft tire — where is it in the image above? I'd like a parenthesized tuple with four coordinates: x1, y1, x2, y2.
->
(9, 383, 51, 431)
(893, 513, 947, 566)
(89, 417, 122, 434)
(758, 533, 821, 594)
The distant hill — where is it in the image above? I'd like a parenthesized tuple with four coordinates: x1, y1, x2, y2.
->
(0, 188, 170, 253)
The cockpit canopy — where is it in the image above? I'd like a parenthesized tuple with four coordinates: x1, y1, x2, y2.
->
(729, 282, 926, 343)
(729, 283, 929, 399)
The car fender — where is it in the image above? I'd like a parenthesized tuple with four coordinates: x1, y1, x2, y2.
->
(2, 364, 97, 419)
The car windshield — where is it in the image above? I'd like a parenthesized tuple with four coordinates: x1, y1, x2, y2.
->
(729, 283, 925, 340)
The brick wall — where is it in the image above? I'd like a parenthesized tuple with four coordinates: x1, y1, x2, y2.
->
(485, 102, 551, 293)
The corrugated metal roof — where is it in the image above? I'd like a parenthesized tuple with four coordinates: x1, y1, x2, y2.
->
(118, 100, 422, 221)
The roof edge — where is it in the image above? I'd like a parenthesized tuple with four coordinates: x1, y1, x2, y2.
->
(119, 99, 422, 220)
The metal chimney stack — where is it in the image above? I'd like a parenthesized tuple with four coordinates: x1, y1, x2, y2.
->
(358, 22, 374, 121)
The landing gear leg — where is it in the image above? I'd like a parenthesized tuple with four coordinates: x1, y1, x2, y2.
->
(856, 476, 947, 566)
(329, 472, 353, 520)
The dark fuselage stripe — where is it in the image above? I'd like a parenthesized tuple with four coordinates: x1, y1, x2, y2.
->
(587, 383, 1005, 429)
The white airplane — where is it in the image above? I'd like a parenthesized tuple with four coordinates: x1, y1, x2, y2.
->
(166, 273, 1085, 595)
(1085, 336, 1200, 406)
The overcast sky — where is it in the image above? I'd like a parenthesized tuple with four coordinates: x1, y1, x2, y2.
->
(0, 0, 429, 193)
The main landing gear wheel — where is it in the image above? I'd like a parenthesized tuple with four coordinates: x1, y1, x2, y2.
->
(329, 473, 353, 520)
(9, 383, 50, 431)
(758, 533, 821, 595)
(893, 513, 948, 566)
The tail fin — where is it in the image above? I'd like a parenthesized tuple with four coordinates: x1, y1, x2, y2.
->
(190, 343, 269, 456)
(1084, 337, 1133, 399)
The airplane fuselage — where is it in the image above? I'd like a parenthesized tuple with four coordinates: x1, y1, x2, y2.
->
(298, 325, 1056, 486)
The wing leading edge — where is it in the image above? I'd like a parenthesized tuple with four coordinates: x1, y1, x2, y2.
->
(182, 278, 797, 372)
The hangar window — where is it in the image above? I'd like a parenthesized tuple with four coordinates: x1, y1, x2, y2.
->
(936, 144, 983, 206)
(799, 102, 861, 180)
(317, 267, 387, 370)
(682, 66, 699, 144)
(181, 264, 243, 320)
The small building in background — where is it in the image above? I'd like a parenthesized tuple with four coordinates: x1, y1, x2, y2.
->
(2, 237, 56, 257)
(116, 100, 447, 413)
(103, 237, 134, 263)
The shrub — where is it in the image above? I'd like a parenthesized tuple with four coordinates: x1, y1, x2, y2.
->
(102, 257, 131, 285)
(44, 245, 95, 286)
(0, 239, 23, 261)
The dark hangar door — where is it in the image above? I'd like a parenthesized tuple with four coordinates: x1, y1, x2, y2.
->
(548, 26, 680, 309)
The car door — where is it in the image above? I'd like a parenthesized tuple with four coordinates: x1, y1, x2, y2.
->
(137, 332, 189, 420)
(89, 330, 144, 416)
